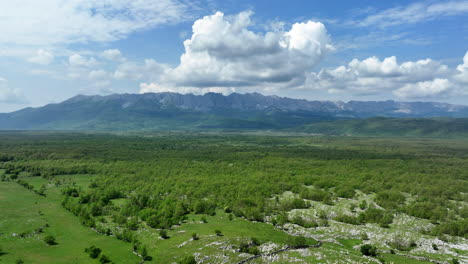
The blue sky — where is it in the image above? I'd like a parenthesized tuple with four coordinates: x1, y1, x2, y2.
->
(0, 0, 467, 112)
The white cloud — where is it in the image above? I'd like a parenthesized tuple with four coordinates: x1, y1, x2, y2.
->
(455, 51, 468, 83)
(393, 78, 452, 99)
(68, 54, 97, 68)
(141, 11, 333, 94)
(102, 49, 124, 61)
(89, 70, 109, 81)
(303, 52, 468, 99)
(356, 1, 468, 27)
(114, 59, 167, 80)
(0, 0, 191, 47)
(139, 82, 235, 95)
(27, 49, 54, 65)
(0, 77, 27, 104)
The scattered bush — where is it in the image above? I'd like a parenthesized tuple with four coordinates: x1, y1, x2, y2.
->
(85, 245, 102, 259)
(44, 235, 56, 245)
(360, 244, 378, 257)
(179, 255, 197, 264)
(160, 229, 169, 239)
(99, 254, 111, 263)
(287, 235, 308, 248)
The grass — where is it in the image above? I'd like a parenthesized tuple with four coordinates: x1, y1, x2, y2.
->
(0, 178, 140, 264)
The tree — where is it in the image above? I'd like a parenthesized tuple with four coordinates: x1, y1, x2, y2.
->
(15, 259, 24, 264)
(214, 229, 223, 236)
(191, 233, 199, 240)
(360, 244, 378, 257)
(44, 235, 56, 245)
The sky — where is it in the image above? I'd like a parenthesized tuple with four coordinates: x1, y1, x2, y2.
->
(0, 0, 467, 112)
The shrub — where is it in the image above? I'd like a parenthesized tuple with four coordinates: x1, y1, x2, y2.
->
(375, 191, 406, 209)
(99, 254, 111, 263)
(358, 208, 394, 227)
(160, 229, 169, 239)
(140, 245, 151, 261)
(191, 233, 199, 240)
(335, 186, 355, 198)
(179, 255, 197, 264)
(248, 246, 260, 255)
(361, 232, 369, 240)
(290, 215, 318, 228)
(359, 200, 367, 210)
(44, 235, 56, 245)
(299, 188, 329, 201)
(334, 214, 361, 225)
(387, 237, 417, 251)
(146, 215, 160, 228)
(214, 229, 223, 236)
(360, 244, 378, 257)
(85, 245, 102, 259)
(250, 237, 260, 246)
(287, 235, 308, 248)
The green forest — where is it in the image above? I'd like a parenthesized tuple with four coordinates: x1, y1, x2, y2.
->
(0, 132, 467, 264)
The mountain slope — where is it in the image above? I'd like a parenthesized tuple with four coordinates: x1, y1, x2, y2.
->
(295, 117, 468, 137)
(1, 92, 468, 131)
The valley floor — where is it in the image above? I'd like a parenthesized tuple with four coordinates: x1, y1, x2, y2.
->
(0, 133, 467, 264)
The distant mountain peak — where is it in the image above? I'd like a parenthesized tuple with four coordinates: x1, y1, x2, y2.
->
(1, 92, 467, 130)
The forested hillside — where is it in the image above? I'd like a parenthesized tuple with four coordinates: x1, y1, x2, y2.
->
(296, 117, 468, 137)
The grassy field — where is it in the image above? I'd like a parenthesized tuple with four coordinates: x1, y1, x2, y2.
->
(0, 176, 140, 264)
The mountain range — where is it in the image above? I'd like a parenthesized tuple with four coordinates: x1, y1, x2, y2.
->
(1, 92, 468, 132)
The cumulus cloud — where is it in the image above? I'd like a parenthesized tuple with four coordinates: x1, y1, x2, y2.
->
(455, 51, 468, 84)
(27, 49, 54, 65)
(0, 0, 191, 47)
(102, 49, 124, 61)
(393, 78, 452, 99)
(0, 77, 27, 104)
(305, 52, 468, 99)
(140, 11, 334, 94)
